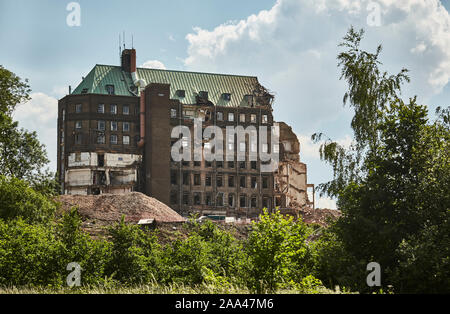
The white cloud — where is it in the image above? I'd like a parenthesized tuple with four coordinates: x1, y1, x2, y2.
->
(141, 60, 167, 70)
(184, 0, 450, 131)
(316, 196, 338, 210)
(297, 133, 353, 161)
(13, 92, 58, 172)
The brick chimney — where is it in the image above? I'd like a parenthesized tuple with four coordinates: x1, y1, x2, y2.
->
(121, 48, 136, 73)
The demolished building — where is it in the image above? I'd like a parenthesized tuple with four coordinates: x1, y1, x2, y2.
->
(57, 48, 314, 218)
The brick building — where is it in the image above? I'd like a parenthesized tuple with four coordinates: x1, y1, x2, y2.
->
(57, 48, 312, 218)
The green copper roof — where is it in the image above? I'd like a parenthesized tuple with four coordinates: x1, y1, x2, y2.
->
(72, 65, 262, 107)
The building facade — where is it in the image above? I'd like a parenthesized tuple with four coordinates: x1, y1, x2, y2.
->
(58, 48, 291, 218)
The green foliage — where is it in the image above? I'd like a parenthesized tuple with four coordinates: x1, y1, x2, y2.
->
(0, 66, 31, 115)
(0, 175, 57, 224)
(312, 27, 450, 293)
(243, 210, 313, 292)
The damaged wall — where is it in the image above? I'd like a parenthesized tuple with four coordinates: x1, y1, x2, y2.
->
(274, 122, 314, 210)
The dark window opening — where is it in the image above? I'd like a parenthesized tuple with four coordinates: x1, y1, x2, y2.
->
(194, 193, 201, 205)
(217, 176, 223, 187)
(206, 175, 212, 186)
(177, 90, 186, 98)
(228, 194, 235, 207)
(194, 174, 201, 186)
(251, 177, 257, 189)
(171, 171, 178, 185)
(98, 154, 105, 167)
(183, 172, 189, 186)
(205, 193, 212, 206)
(262, 177, 269, 189)
(240, 176, 246, 188)
(105, 85, 115, 95)
(228, 176, 235, 188)
(251, 196, 257, 208)
(170, 191, 178, 205)
(251, 161, 257, 170)
(240, 195, 247, 208)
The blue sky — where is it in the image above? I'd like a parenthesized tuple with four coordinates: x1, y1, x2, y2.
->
(1, 0, 449, 208)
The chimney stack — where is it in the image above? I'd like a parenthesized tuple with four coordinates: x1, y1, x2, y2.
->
(121, 48, 136, 73)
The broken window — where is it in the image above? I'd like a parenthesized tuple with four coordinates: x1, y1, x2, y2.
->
(251, 196, 257, 208)
(111, 121, 118, 131)
(98, 154, 105, 167)
(223, 93, 231, 101)
(110, 134, 118, 145)
(228, 193, 235, 207)
(251, 177, 257, 189)
(251, 161, 257, 170)
(244, 95, 253, 107)
(193, 193, 201, 205)
(240, 176, 246, 188)
(183, 172, 189, 186)
(171, 171, 178, 185)
(228, 175, 235, 188)
(216, 161, 223, 168)
(216, 193, 224, 207)
(98, 120, 105, 131)
(170, 191, 178, 205)
(75, 133, 82, 145)
(240, 195, 247, 208)
(106, 85, 115, 95)
(194, 174, 201, 186)
(228, 161, 235, 169)
(97, 135, 105, 144)
(262, 176, 269, 189)
(239, 161, 246, 169)
(110, 104, 117, 114)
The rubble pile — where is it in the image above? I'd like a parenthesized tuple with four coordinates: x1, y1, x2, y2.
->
(58, 192, 186, 224)
(299, 206, 341, 227)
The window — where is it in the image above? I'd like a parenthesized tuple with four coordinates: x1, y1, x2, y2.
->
(111, 121, 118, 131)
(223, 93, 231, 101)
(110, 134, 118, 144)
(240, 176, 246, 188)
(177, 90, 186, 98)
(110, 104, 117, 114)
(75, 134, 82, 145)
(240, 114, 246, 122)
(183, 172, 189, 186)
(251, 177, 257, 189)
(171, 109, 177, 118)
(217, 112, 223, 121)
(123, 105, 130, 115)
(106, 85, 115, 95)
(251, 161, 257, 170)
(205, 175, 212, 187)
(205, 193, 212, 206)
(171, 171, 178, 185)
(228, 112, 234, 121)
(251, 196, 257, 208)
(228, 175, 235, 187)
(183, 192, 190, 205)
(273, 144, 279, 154)
(217, 176, 223, 187)
(75, 152, 81, 162)
(194, 174, 201, 186)
(123, 135, 130, 145)
(217, 161, 223, 168)
(75, 121, 82, 129)
(239, 161, 246, 169)
(98, 154, 105, 167)
(123, 122, 130, 132)
(262, 177, 269, 189)
(75, 104, 82, 113)
(193, 193, 201, 205)
(98, 121, 105, 131)
(97, 135, 105, 144)
(205, 161, 212, 168)
(170, 191, 178, 205)
(250, 114, 257, 123)
(228, 194, 235, 207)
(240, 195, 247, 208)
(98, 104, 105, 113)
(216, 193, 224, 207)
(245, 95, 253, 106)
(262, 197, 270, 209)
(262, 114, 268, 123)
(199, 91, 208, 100)
(228, 161, 235, 168)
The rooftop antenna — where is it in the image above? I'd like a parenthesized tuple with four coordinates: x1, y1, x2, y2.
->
(123, 31, 126, 50)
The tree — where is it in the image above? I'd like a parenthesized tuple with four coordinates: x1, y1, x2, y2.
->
(313, 27, 450, 293)
(0, 66, 50, 182)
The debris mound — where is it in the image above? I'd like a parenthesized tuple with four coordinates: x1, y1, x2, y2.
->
(58, 192, 186, 224)
(299, 207, 341, 227)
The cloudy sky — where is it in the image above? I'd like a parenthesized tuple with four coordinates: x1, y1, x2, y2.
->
(1, 0, 449, 208)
